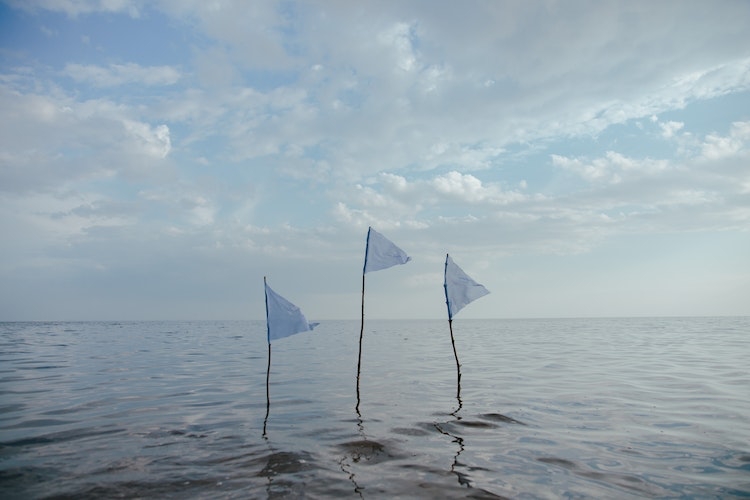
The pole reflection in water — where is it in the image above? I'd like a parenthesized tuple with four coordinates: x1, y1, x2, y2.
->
(4, 319, 746, 498)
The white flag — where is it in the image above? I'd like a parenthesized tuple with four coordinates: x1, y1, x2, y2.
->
(363, 227, 411, 274)
(444, 254, 490, 320)
(264, 281, 318, 342)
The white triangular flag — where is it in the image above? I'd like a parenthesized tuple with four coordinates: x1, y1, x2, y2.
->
(444, 254, 490, 320)
(264, 281, 318, 342)
(363, 227, 411, 274)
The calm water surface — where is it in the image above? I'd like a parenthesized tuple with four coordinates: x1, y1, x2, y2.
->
(1, 318, 748, 498)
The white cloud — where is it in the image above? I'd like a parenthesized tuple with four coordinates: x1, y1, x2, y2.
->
(379, 173, 408, 193)
(160, 0, 294, 70)
(377, 21, 419, 73)
(182, 195, 216, 226)
(432, 171, 523, 204)
(123, 120, 171, 159)
(26, 0, 741, 189)
(0, 81, 174, 192)
(660, 120, 684, 138)
(64, 63, 181, 87)
(332, 201, 427, 231)
(552, 152, 669, 185)
(420, 142, 504, 171)
(701, 121, 750, 160)
(332, 170, 530, 233)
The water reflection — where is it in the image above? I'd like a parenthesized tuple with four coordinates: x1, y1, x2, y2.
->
(433, 410, 527, 491)
(434, 420, 471, 487)
(2, 319, 748, 498)
(257, 449, 317, 498)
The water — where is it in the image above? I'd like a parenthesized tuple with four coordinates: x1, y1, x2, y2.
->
(1, 318, 748, 498)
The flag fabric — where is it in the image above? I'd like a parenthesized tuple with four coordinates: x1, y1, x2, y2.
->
(264, 281, 318, 342)
(444, 254, 490, 320)
(363, 227, 411, 274)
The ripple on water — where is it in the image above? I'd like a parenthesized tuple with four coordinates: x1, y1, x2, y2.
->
(1, 318, 748, 499)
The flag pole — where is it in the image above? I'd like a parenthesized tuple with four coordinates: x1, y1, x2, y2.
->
(444, 253, 489, 414)
(448, 317, 462, 408)
(356, 227, 372, 416)
(444, 254, 462, 409)
(263, 276, 271, 436)
(263, 342, 271, 436)
(356, 226, 411, 415)
(356, 272, 365, 415)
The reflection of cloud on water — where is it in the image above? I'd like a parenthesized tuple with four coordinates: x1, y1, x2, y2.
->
(258, 450, 315, 477)
(338, 438, 402, 465)
(479, 413, 527, 426)
(536, 456, 669, 497)
(254, 449, 319, 498)
(253, 413, 526, 498)
(337, 437, 405, 497)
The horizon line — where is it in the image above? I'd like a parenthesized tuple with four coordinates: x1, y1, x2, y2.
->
(2, 314, 748, 323)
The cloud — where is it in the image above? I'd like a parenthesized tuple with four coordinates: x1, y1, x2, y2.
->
(328, 118, 750, 258)
(2, 1, 750, 319)
(17, 1, 742, 191)
(331, 170, 530, 233)
(6, 0, 142, 17)
(377, 21, 419, 73)
(206, 5, 750, 181)
(432, 171, 525, 205)
(660, 120, 685, 139)
(552, 152, 669, 185)
(123, 120, 171, 159)
(701, 121, 750, 160)
(160, 0, 295, 70)
(0, 81, 173, 193)
(64, 63, 181, 87)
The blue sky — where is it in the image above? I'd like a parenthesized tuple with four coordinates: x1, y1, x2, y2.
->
(1, 0, 749, 320)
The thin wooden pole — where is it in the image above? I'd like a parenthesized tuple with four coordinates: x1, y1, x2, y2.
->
(263, 342, 271, 436)
(263, 276, 271, 436)
(356, 273, 365, 415)
(444, 254, 462, 411)
(448, 318, 462, 407)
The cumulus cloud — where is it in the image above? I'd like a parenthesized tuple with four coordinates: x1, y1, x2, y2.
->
(377, 21, 419, 73)
(433, 171, 485, 199)
(432, 171, 525, 204)
(552, 152, 670, 185)
(379, 172, 408, 192)
(169, 4, 750, 185)
(0, 76, 174, 193)
(660, 120, 685, 139)
(28, 0, 742, 191)
(123, 120, 171, 159)
(332, 170, 530, 232)
(701, 121, 750, 160)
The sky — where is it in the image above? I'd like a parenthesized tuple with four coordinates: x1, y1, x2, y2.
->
(1, 0, 749, 321)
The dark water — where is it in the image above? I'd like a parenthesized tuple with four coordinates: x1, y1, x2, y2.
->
(1, 318, 748, 498)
